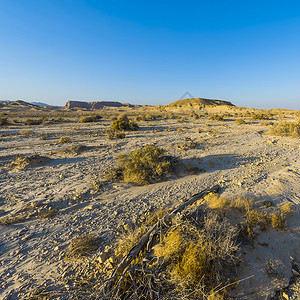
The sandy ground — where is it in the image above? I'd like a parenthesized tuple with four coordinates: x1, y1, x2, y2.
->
(0, 114, 299, 299)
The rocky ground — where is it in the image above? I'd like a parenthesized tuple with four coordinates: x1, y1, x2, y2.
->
(0, 111, 299, 299)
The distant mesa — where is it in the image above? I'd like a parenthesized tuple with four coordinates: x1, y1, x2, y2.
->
(65, 100, 137, 109)
(168, 98, 235, 107)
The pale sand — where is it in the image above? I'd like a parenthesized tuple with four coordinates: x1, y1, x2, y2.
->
(0, 110, 299, 299)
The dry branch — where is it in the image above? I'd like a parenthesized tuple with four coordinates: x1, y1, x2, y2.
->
(102, 184, 220, 295)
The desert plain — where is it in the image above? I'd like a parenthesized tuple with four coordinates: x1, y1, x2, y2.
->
(0, 100, 299, 299)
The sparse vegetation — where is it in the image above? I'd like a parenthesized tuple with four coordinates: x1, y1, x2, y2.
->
(78, 115, 102, 123)
(205, 194, 293, 234)
(106, 129, 126, 140)
(235, 118, 246, 124)
(110, 114, 138, 131)
(107, 144, 171, 185)
(209, 114, 224, 121)
(38, 208, 58, 219)
(105, 195, 240, 299)
(3, 155, 50, 170)
(65, 234, 100, 260)
(268, 121, 300, 138)
(62, 143, 86, 155)
(19, 129, 32, 135)
(58, 136, 71, 144)
(0, 117, 8, 125)
(25, 118, 43, 125)
(252, 113, 269, 120)
(178, 138, 198, 150)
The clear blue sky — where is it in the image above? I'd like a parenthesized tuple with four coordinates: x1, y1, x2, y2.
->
(0, 0, 300, 109)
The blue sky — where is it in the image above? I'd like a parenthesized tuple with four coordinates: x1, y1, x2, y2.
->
(0, 1, 300, 109)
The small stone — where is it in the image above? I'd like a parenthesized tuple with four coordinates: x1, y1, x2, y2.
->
(291, 268, 300, 276)
(123, 222, 134, 232)
(54, 246, 59, 251)
(84, 203, 97, 210)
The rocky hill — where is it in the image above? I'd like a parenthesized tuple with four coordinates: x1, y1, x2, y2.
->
(0, 100, 39, 109)
(65, 100, 137, 109)
(168, 97, 235, 107)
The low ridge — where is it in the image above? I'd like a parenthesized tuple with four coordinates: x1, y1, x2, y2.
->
(168, 97, 235, 107)
(65, 100, 137, 109)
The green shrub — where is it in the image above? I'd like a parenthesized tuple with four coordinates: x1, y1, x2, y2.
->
(107, 145, 170, 185)
(110, 114, 138, 131)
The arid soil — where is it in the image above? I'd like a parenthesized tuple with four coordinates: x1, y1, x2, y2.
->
(0, 108, 299, 299)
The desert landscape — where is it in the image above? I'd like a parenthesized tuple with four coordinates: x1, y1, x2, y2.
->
(0, 99, 299, 299)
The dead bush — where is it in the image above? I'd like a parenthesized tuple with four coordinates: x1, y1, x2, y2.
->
(65, 234, 100, 260)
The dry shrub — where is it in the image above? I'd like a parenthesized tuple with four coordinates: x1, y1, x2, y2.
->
(58, 136, 71, 144)
(78, 115, 102, 123)
(65, 234, 99, 260)
(25, 118, 43, 125)
(178, 138, 198, 150)
(106, 129, 126, 140)
(229, 196, 254, 213)
(19, 129, 32, 135)
(0, 202, 41, 225)
(110, 114, 138, 131)
(205, 193, 229, 209)
(4, 155, 49, 171)
(63, 143, 86, 155)
(190, 111, 199, 119)
(154, 212, 239, 298)
(38, 208, 58, 219)
(0, 117, 8, 125)
(268, 121, 300, 138)
(235, 118, 245, 125)
(107, 145, 171, 185)
(206, 194, 293, 234)
(252, 113, 269, 120)
(115, 227, 147, 262)
(269, 203, 293, 229)
(209, 114, 224, 121)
